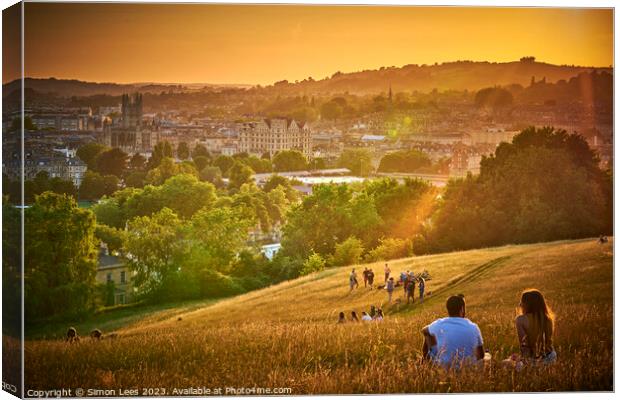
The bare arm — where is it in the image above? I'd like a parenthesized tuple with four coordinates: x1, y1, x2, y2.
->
(421, 326, 437, 359)
(475, 345, 484, 360)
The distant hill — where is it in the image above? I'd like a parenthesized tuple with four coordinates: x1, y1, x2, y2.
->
(268, 59, 612, 94)
(2, 77, 251, 98)
(3, 59, 612, 99)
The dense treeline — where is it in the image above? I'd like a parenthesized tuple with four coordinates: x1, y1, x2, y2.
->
(427, 127, 612, 251)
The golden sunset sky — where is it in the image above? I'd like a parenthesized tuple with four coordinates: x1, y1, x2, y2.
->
(17, 3, 613, 85)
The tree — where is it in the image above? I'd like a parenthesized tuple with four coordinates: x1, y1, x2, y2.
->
(213, 155, 236, 176)
(146, 157, 198, 186)
(428, 127, 611, 251)
(365, 238, 412, 262)
(300, 252, 326, 276)
(149, 141, 174, 169)
(192, 144, 210, 159)
(332, 236, 364, 266)
(378, 149, 432, 173)
(128, 153, 146, 171)
(338, 148, 373, 176)
(77, 143, 108, 170)
(193, 156, 210, 172)
(273, 150, 308, 172)
(228, 161, 254, 189)
(24, 193, 98, 319)
(475, 87, 513, 110)
(79, 171, 119, 200)
(320, 100, 343, 120)
(188, 206, 253, 272)
(177, 142, 190, 160)
(124, 208, 184, 297)
(95, 148, 128, 177)
(200, 166, 224, 187)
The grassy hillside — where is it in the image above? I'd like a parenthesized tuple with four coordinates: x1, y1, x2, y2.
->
(24, 238, 612, 393)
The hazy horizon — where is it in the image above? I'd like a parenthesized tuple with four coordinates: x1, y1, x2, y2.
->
(5, 4, 612, 85)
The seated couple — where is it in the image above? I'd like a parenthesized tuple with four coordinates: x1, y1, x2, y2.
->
(421, 290, 556, 369)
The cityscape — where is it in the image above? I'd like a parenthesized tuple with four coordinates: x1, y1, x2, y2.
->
(2, 2, 614, 396)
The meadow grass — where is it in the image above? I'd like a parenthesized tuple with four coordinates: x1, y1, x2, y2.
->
(24, 238, 613, 393)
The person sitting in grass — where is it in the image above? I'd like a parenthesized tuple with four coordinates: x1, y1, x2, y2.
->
(369, 305, 377, 318)
(351, 311, 359, 322)
(374, 309, 384, 322)
(421, 294, 484, 368)
(508, 289, 556, 366)
(361, 311, 372, 322)
(338, 311, 346, 324)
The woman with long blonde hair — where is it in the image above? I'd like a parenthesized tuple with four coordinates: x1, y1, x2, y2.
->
(514, 289, 557, 364)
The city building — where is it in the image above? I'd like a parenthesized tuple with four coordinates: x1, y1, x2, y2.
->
(239, 118, 312, 157)
(101, 93, 158, 153)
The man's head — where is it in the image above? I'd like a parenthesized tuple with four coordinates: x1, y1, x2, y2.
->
(446, 294, 466, 317)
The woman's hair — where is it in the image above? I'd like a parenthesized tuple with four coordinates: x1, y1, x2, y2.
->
(377, 309, 384, 317)
(339, 312, 345, 319)
(351, 311, 359, 321)
(520, 289, 555, 356)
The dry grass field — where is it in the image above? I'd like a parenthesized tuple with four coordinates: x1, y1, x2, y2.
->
(24, 238, 613, 394)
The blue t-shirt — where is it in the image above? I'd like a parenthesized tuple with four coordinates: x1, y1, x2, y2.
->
(428, 317, 483, 367)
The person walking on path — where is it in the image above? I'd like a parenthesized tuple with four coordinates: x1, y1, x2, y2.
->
(386, 277, 395, 303)
(349, 268, 359, 291)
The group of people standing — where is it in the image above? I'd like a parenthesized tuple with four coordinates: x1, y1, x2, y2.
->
(338, 305, 385, 323)
(349, 264, 426, 305)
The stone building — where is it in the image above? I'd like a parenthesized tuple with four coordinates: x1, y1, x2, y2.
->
(239, 118, 312, 157)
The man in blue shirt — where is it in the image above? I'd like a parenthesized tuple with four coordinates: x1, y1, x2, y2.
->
(421, 294, 484, 368)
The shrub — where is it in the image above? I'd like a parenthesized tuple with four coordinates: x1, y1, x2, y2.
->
(365, 238, 413, 262)
(301, 252, 326, 276)
(332, 237, 364, 266)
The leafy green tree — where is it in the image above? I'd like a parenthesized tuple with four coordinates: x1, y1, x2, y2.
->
(146, 157, 198, 185)
(24, 193, 98, 319)
(273, 150, 308, 172)
(148, 141, 174, 169)
(177, 141, 190, 160)
(124, 208, 185, 297)
(200, 166, 225, 187)
(213, 155, 236, 176)
(332, 236, 364, 266)
(378, 149, 432, 173)
(95, 224, 125, 254)
(188, 206, 253, 272)
(301, 252, 326, 276)
(95, 147, 128, 177)
(228, 161, 254, 189)
(192, 144, 210, 159)
(365, 238, 412, 262)
(125, 171, 147, 188)
(429, 127, 611, 251)
(193, 156, 210, 172)
(77, 143, 108, 170)
(338, 148, 373, 176)
(79, 171, 119, 200)
(128, 153, 146, 171)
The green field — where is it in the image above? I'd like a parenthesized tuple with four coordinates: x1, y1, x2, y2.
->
(24, 238, 613, 393)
